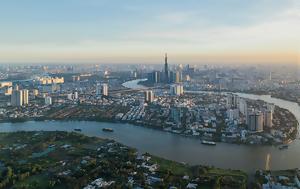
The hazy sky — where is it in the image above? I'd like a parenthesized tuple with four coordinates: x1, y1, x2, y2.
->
(0, 0, 299, 64)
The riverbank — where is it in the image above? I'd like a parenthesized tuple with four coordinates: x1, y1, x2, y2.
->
(1, 107, 298, 147)
(186, 88, 300, 107)
(0, 131, 247, 189)
(1, 94, 299, 147)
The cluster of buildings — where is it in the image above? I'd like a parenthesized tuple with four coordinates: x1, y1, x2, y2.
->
(2, 75, 112, 107)
(226, 93, 273, 133)
(96, 83, 108, 97)
(10, 85, 29, 107)
(147, 54, 183, 84)
(257, 169, 300, 189)
(35, 76, 64, 85)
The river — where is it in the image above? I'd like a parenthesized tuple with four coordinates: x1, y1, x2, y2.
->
(0, 79, 299, 173)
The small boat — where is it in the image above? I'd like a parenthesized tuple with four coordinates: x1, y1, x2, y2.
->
(279, 145, 288, 150)
(74, 128, 82, 132)
(102, 128, 114, 132)
(201, 140, 216, 145)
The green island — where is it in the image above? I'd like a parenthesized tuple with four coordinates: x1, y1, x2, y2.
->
(0, 131, 247, 189)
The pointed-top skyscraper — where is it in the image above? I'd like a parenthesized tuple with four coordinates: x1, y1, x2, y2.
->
(164, 53, 169, 83)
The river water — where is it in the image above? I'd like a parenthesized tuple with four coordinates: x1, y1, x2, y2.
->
(0, 79, 299, 173)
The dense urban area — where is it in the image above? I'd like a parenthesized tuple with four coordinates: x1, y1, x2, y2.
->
(0, 57, 299, 188)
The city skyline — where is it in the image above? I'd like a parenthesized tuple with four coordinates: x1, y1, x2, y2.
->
(0, 0, 299, 65)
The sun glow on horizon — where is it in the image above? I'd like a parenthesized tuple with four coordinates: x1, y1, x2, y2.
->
(0, 0, 299, 65)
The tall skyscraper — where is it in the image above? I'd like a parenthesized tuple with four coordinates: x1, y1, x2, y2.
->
(164, 53, 169, 83)
(264, 110, 273, 128)
(144, 90, 154, 103)
(239, 98, 247, 115)
(248, 111, 264, 132)
(96, 83, 108, 97)
(101, 83, 108, 96)
(226, 94, 238, 108)
(22, 89, 29, 105)
(11, 90, 23, 106)
(175, 71, 182, 83)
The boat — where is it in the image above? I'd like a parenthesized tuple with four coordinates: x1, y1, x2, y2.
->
(74, 128, 82, 132)
(102, 128, 114, 132)
(279, 145, 289, 150)
(201, 140, 216, 145)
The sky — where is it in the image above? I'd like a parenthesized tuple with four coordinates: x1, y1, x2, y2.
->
(0, 0, 299, 65)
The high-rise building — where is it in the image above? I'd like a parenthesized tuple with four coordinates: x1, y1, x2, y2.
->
(264, 110, 273, 128)
(147, 71, 161, 83)
(22, 89, 29, 105)
(239, 98, 247, 115)
(144, 90, 154, 103)
(11, 90, 23, 106)
(170, 84, 184, 96)
(101, 83, 108, 96)
(226, 94, 238, 108)
(227, 109, 239, 121)
(164, 53, 169, 83)
(248, 112, 264, 132)
(95, 83, 108, 97)
(96, 83, 101, 96)
(175, 71, 182, 83)
(170, 106, 182, 126)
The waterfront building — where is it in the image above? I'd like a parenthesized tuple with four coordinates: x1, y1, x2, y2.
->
(248, 111, 264, 132)
(170, 106, 182, 126)
(264, 110, 273, 128)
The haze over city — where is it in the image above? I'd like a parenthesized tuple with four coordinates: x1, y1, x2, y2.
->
(1, 1, 300, 189)
(0, 0, 299, 64)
